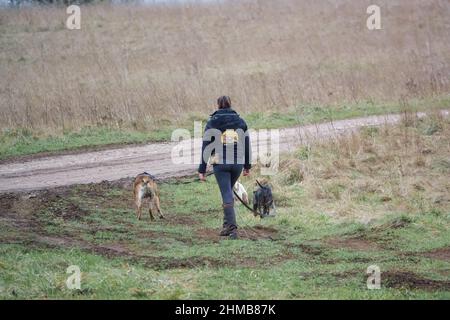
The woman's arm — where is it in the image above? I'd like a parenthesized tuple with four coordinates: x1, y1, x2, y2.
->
(198, 121, 212, 174)
(244, 124, 252, 172)
(198, 139, 210, 174)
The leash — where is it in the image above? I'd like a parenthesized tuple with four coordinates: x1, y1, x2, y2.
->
(152, 171, 272, 218)
(255, 179, 265, 188)
(161, 171, 214, 185)
(235, 179, 276, 218)
(233, 188, 261, 217)
(147, 171, 275, 237)
(233, 180, 275, 218)
(233, 184, 277, 240)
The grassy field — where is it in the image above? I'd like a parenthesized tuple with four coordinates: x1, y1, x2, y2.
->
(1, 113, 449, 299)
(1, 95, 449, 160)
(1, 0, 449, 143)
(1, 0, 450, 160)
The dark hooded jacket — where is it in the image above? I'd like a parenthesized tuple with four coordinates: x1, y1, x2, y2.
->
(198, 108, 251, 173)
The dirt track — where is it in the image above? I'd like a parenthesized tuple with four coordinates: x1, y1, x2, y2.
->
(0, 111, 447, 193)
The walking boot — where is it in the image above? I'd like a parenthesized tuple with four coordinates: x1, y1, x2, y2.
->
(219, 224, 237, 236)
(220, 202, 238, 237)
(228, 228, 238, 240)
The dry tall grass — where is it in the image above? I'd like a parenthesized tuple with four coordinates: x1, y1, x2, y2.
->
(0, 0, 449, 132)
(267, 111, 450, 222)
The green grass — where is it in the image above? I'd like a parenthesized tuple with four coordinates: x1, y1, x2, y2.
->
(0, 126, 174, 160)
(1, 177, 449, 299)
(1, 117, 449, 299)
(1, 95, 449, 160)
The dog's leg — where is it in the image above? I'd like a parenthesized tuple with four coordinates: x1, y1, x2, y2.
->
(136, 206, 142, 220)
(135, 194, 143, 220)
(258, 202, 264, 217)
(148, 204, 156, 221)
(154, 196, 165, 219)
(253, 196, 259, 217)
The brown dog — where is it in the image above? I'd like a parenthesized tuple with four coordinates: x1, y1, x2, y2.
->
(133, 172, 164, 221)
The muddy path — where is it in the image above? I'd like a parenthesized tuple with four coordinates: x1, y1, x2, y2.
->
(0, 111, 447, 193)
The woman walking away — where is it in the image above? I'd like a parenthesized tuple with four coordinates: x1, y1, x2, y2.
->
(198, 96, 252, 240)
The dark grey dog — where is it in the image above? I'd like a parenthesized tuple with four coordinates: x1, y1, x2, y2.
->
(253, 181, 275, 217)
